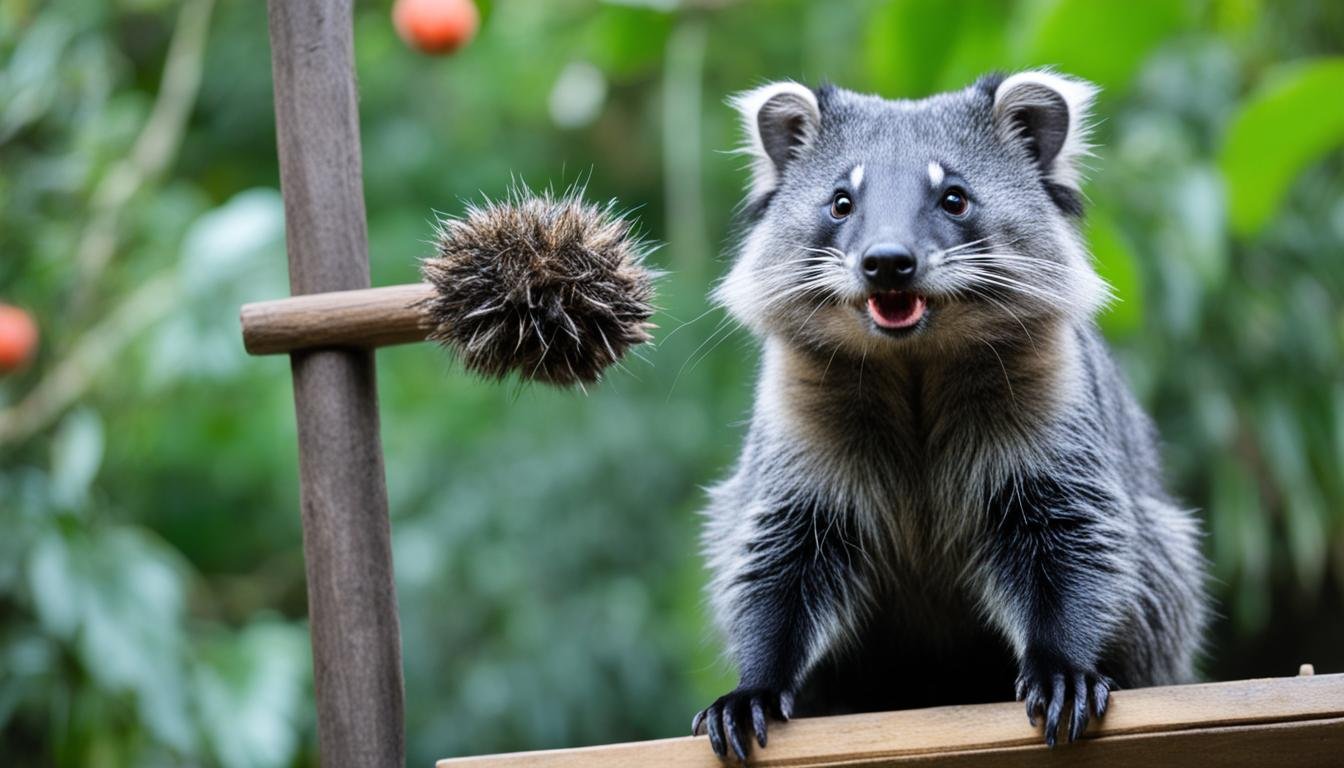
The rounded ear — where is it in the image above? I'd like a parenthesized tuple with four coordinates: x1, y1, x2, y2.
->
(993, 70, 1098, 191)
(731, 81, 821, 198)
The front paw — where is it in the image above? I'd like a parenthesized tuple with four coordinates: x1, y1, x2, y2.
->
(691, 687, 793, 763)
(1015, 654, 1113, 747)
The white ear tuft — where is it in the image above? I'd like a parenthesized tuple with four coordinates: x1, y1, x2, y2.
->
(730, 81, 821, 199)
(993, 70, 1098, 191)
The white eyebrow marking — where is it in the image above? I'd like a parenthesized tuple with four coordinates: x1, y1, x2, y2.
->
(927, 161, 944, 187)
(849, 164, 864, 189)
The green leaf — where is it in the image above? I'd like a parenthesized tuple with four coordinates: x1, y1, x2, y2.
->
(27, 525, 194, 751)
(1334, 384, 1344, 501)
(933, 4, 1011, 92)
(27, 533, 80, 640)
(0, 17, 75, 141)
(1087, 208, 1143, 337)
(1220, 58, 1344, 236)
(1170, 166, 1228, 286)
(195, 620, 310, 768)
(178, 188, 285, 296)
(1210, 456, 1258, 584)
(150, 188, 287, 386)
(864, 0, 962, 98)
(1016, 0, 1187, 89)
(49, 408, 105, 511)
(582, 5, 672, 79)
(863, 0, 1010, 98)
(1257, 398, 1328, 590)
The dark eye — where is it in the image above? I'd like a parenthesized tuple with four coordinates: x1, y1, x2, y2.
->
(940, 187, 969, 217)
(830, 191, 853, 219)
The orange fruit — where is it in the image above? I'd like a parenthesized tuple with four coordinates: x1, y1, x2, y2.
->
(393, 0, 479, 55)
(0, 304, 38, 373)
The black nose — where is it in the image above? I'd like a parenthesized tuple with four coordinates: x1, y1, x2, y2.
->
(861, 244, 917, 290)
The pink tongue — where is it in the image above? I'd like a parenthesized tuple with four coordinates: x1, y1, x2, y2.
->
(867, 292, 926, 329)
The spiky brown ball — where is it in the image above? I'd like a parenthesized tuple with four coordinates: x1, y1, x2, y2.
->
(420, 190, 656, 386)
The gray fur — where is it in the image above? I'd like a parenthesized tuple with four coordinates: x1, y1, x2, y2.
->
(694, 72, 1207, 760)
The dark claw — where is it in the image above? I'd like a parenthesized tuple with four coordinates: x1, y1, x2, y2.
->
(1024, 686, 1043, 727)
(1044, 673, 1065, 747)
(1093, 676, 1111, 718)
(724, 703, 749, 763)
(694, 687, 787, 762)
(1068, 673, 1089, 743)
(751, 697, 768, 747)
(1018, 660, 1115, 747)
(706, 703, 726, 758)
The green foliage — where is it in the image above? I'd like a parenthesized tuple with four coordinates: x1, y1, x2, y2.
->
(1085, 210, 1143, 338)
(1220, 57, 1344, 234)
(2, 0, 1342, 766)
(1018, 0, 1189, 88)
(1, 410, 310, 767)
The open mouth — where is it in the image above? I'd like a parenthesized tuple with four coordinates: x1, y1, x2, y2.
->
(866, 290, 927, 331)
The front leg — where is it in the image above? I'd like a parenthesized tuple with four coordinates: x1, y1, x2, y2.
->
(981, 472, 1130, 746)
(696, 497, 868, 762)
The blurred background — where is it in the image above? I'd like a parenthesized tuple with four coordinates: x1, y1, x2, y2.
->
(2, 0, 1343, 765)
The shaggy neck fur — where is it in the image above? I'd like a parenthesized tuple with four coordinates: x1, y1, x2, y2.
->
(755, 317, 1078, 556)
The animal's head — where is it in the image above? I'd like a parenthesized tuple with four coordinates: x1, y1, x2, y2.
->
(716, 71, 1110, 358)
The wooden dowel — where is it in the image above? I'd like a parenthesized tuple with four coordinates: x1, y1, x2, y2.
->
(436, 673, 1344, 768)
(241, 282, 435, 355)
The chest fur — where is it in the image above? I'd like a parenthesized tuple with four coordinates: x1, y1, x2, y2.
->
(753, 342, 1068, 559)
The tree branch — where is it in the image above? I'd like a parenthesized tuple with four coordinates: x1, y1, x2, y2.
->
(70, 0, 214, 311)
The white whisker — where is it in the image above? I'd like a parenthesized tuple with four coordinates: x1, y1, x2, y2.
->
(668, 316, 734, 398)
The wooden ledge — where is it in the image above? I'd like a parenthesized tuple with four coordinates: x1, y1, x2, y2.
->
(437, 672, 1344, 767)
(240, 283, 434, 355)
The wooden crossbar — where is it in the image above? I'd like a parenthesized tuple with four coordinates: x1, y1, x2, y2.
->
(436, 673, 1344, 767)
(241, 283, 434, 355)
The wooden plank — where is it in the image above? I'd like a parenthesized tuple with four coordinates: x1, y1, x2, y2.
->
(241, 283, 434, 355)
(266, 2, 405, 768)
(872, 718, 1344, 767)
(436, 674, 1344, 767)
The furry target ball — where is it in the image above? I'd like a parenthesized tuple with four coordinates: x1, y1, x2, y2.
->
(419, 189, 657, 387)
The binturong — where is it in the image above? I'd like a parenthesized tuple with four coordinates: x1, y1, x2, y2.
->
(692, 71, 1208, 762)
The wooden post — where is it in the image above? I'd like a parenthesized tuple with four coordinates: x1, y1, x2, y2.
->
(266, 2, 405, 767)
